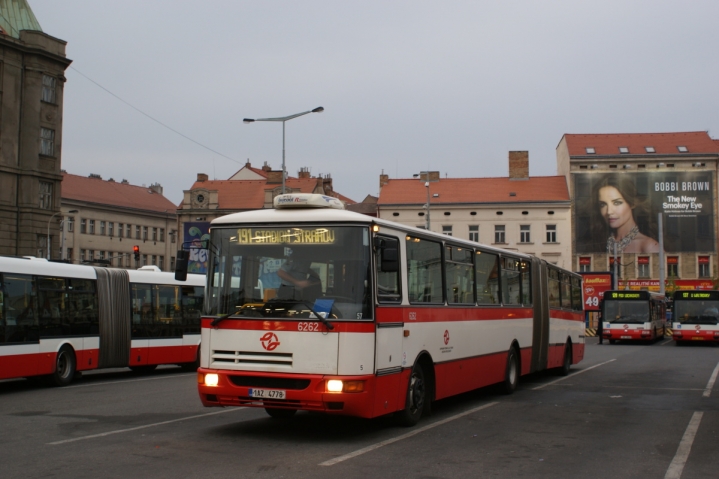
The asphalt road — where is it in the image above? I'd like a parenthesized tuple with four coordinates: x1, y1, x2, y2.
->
(1, 338, 717, 479)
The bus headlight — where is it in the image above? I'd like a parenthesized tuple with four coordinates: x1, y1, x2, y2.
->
(204, 373, 219, 387)
(327, 380, 343, 392)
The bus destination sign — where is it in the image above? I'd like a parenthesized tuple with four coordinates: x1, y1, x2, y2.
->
(234, 228, 336, 245)
(676, 291, 719, 300)
(606, 292, 644, 300)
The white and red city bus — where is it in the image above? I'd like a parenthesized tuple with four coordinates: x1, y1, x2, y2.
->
(192, 193, 584, 425)
(671, 290, 719, 345)
(0, 256, 204, 385)
(601, 290, 667, 343)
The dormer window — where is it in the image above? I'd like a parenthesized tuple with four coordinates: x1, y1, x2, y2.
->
(645, 146, 655, 153)
(585, 147, 595, 154)
(619, 147, 629, 154)
(677, 146, 688, 152)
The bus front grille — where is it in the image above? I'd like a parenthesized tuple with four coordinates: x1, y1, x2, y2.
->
(212, 350, 293, 367)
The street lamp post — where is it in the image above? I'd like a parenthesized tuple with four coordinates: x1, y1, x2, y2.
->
(413, 171, 437, 231)
(243, 107, 324, 194)
(46, 211, 61, 259)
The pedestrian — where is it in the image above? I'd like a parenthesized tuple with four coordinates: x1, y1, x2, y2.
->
(597, 311, 604, 344)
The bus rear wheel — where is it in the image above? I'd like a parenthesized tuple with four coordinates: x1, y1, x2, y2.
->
(48, 345, 76, 387)
(502, 347, 519, 394)
(265, 408, 297, 419)
(558, 342, 572, 376)
(395, 364, 426, 427)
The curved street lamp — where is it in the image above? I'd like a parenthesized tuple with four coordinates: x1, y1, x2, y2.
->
(47, 209, 78, 259)
(243, 107, 324, 194)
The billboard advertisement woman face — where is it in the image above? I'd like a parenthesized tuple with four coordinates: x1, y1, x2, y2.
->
(595, 176, 659, 254)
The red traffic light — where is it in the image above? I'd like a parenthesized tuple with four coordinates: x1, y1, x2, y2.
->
(133, 245, 140, 261)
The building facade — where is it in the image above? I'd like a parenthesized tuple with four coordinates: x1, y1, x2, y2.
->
(61, 173, 179, 271)
(0, 3, 72, 258)
(376, 152, 572, 268)
(557, 131, 719, 290)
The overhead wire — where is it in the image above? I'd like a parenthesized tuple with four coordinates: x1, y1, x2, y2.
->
(69, 66, 241, 165)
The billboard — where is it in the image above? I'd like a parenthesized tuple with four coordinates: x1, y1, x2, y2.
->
(183, 222, 210, 274)
(574, 172, 715, 253)
(580, 272, 613, 311)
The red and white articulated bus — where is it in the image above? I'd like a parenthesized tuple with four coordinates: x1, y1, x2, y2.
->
(671, 290, 719, 345)
(189, 194, 585, 425)
(601, 290, 667, 344)
(0, 256, 204, 386)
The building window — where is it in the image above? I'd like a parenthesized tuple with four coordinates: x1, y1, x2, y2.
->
(667, 256, 679, 277)
(160, 228, 165, 242)
(66, 248, 73, 261)
(637, 257, 650, 278)
(39, 181, 53, 209)
(520, 225, 531, 243)
(170, 256, 176, 271)
(40, 128, 55, 156)
(151, 227, 157, 241)
(546, 224, 557, 243)
(108, 222, 114, 237)
(579, 257, 591, 272)
(89, 250, 95, 262)
(159, 256, 165, 271)
(152, 255, 157, 265)
(100, 221, 106, 236)
(80, 249, 86, 261)
(99, 251, 105, 260)
(699, 256, 710, 278)
(80, 219, 87, 234)
(442, 225, 452, 236)
(469, 225, 478, 242)
(170, 230, 176, 243)
(118, 223, 124, 238)
(142, 254, 148, 266)
(42, 74, 57, 103)
(89, 220, 95, 235)
(126, 224, 132, 238)
(67, 217, 74, 232)
(494, 225, 505, 244)
(136, 226, 141, 240)
(143, 226, 148, 240)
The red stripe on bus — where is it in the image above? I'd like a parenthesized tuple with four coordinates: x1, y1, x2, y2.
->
(201, 318, 376, 333)
(376, 307, 534, 323)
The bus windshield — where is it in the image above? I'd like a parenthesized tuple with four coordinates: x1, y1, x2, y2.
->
(604, 300, 649, 323)
(673, 300, 719, 325)
(207, 225, 372, 321)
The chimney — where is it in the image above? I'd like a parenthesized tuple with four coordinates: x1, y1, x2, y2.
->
(89, 173, 102, 180)
(121, 179, 129, 185)
(298, 167, 311, 179)
(509, 151, 529, 180)
(267, 170, 283, 183)
(197, 173, 208, 182)
(149, 182, 163, 195)
(262, 161, 272, 172)
(380, 174, 389, 189)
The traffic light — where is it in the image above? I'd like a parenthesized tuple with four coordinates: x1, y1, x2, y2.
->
(133, 245, 140, 261)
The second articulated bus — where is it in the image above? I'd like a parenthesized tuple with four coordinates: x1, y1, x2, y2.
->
(0, 256, 204, 385)
(601, 290, 667, 344)
(671, 290, 719, 345)
(190, 193, 585, 426)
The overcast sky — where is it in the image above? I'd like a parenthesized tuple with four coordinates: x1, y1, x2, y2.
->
(31, 0, 719, 205)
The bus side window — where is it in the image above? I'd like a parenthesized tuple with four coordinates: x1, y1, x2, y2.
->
(1, 274, 38, 343)
(376, 236, 401, 303)
(406, 236, 443, 304)
(548, 269, 561, 309)
(476, 251, 499, 304)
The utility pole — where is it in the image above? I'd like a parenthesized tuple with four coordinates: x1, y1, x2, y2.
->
(659, 212, 665, 296)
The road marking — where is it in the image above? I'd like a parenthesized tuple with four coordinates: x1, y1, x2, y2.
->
(66, 372, 195, 389)
(659, 339, 672, 346)
(48, 408, 245, 445)
(318, 402, 499, 466)
(532, 359, 616, 390)
(548, 384, 704, 392)
(664, 411, 703, 479)
(703, 361, 719, 398)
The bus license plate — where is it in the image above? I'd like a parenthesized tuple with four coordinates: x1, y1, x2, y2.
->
(621, 335, 631, 339)
(692, 337, 704, 341)
(249, 388, 286, 399)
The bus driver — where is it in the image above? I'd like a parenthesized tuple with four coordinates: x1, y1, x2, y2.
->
(277, 258, 322, 302)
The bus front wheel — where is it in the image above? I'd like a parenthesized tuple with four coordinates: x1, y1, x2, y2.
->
(502, 347, 519, 394)
(395, 364, 426, 427)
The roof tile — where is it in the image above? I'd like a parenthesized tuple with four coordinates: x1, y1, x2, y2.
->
(62, 173, 177, 213)
(564, 131, 719, 156)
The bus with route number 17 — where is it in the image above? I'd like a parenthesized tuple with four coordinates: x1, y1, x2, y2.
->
(601, 290, 667, 344)
(186, 193, 585, 426)
(671, 290, 719, 345)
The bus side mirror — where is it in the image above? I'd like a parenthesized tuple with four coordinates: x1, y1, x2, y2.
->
(175, 250, 188, 281)
(381, 246, 399, 272)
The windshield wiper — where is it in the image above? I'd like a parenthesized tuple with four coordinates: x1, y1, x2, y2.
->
(298, 301, 335, 330)
(211, 315, 229, 327)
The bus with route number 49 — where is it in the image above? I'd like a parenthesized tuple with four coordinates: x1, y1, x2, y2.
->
(184, 193, 585, 426)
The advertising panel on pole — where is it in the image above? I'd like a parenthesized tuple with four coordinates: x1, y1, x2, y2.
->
(574, 172, 715, 253)
(183, 222, 210, 274)
(580, 272, 613, 311)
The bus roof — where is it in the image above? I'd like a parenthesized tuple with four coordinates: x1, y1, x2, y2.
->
(0, 256, 96, 279)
